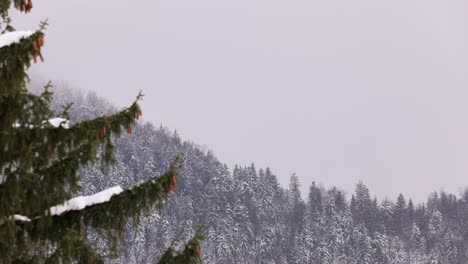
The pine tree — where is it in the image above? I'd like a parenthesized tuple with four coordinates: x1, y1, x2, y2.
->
(355, 228, 372, 264)
(351, 181, 373, 231)
(393, 193, 406, 235)
(307, 182, 323, 221)
(0, 2, 203, 263)
(407, 199, 415, 227)
(409, 223, 425, 263)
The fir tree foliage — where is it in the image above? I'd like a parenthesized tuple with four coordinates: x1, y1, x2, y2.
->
(0, 2, 203, 263)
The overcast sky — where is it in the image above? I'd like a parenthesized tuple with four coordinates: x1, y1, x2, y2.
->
(13, 0, 468, 202)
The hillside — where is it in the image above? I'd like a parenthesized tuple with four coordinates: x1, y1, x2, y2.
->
(40, 84, 468, 264)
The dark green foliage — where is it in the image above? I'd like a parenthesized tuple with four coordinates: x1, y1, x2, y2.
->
(0, 2, 203, 264)
(12, 163, 179, 257)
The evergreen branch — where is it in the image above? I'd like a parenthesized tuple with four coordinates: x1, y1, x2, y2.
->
(0, 0, 11, 19)
(0, 95, 142, 176)
(38, 19, 49, 31)
(0, 0, 35, 18)
(60, 103, 73, 121)
(0, 31, 44, 97)
(1, 15, 14, 33)
(0, 143, 99, 218)
(43, 229, 105, 264)
(6, 160, 180, 260)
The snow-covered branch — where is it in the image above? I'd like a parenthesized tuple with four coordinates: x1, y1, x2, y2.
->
(2, 186, 123, 224)
(13, 118, 70, 129)
(0, 31, 34, 49)
(48, 186, 123, 216)
(12, 214, 31, 222)
(46, 118, 70, 129)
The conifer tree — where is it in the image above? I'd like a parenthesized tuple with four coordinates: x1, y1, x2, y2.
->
(307, 182, 322, 221)
(0, 2, 202, 263)
(393, 193, 407, 235)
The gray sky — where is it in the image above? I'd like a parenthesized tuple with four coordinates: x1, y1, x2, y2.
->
(14, 0, 468, 202)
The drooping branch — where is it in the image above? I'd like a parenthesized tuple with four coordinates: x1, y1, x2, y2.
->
(0, 159, 179, 262)
(0, 96, 144, 220)
(18, 158, 178, 242)
(0, 97, 143, 170)
(0, 31, 44, 95)
(43, 231, 106, 264)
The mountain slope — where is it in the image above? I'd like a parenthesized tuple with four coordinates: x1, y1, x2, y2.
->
(39, 84, 468, 264)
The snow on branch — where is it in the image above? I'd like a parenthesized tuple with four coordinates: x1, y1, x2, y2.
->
(13, 117, 70, 129)
(13, 214, 31, 222)
(48, 186, 123, 216)
(0, 30, 34, 49)
(4, 187, 122, 223)
(0, 214, 31, 225)
(46, 118, 70, 129)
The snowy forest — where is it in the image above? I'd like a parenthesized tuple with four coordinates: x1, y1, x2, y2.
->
(35, 83, 468, 264)
(2, 0, 466, 262)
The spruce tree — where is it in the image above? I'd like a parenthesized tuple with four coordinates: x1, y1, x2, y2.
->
(307, 182, 322, 221)
(0, 2, 202, 263)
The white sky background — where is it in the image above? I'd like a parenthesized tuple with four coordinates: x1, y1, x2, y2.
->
(13, 0, 468, 202)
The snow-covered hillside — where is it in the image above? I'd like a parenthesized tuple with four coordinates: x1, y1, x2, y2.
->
(40, 85, 468, 264)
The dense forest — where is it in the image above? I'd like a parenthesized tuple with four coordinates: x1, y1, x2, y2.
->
(40, 83, 468, 263)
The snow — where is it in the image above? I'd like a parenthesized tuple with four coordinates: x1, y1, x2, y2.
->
(46, 118, 70, 129)
(0, 31, 34, 49)
(7, 187, 123, 222)
(48, 186, 123, 216)
(13, 214, 31, 222)
(13, 118, 70, 129)
(12, 123, 34, 129)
